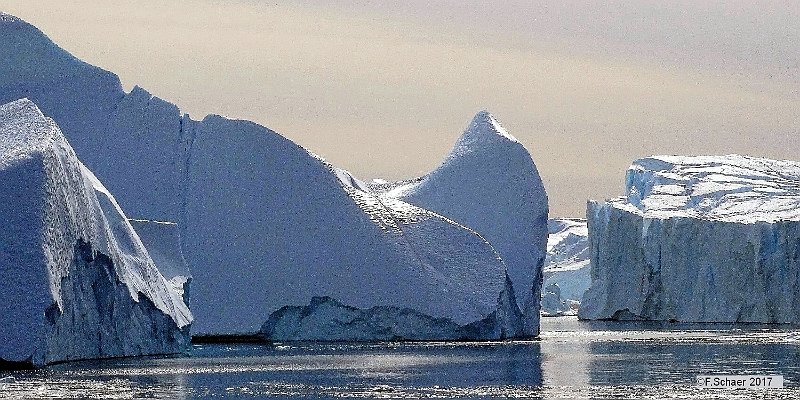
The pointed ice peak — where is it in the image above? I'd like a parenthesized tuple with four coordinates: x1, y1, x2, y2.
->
(471, 111, 518, 142)
(466, 110, 518, 142)
(471, 110, 494, 125)
(451, 111, 519, 155)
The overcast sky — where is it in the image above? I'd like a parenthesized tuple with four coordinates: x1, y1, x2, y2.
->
(4, 1, 799, 216)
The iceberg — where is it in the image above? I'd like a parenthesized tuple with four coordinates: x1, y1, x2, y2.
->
(542, 218, 590, 314)
(374, 111, 549, 335)
(541, 283, 569, 316)
(0, 13, 539, 338)
(184, 115, 518, 336)
(0, 13, 185, 223)
(0, 99, 191, 367)
(580, 155, 800, 323)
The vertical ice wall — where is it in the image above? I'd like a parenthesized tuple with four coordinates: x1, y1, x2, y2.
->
(580, 155, 800, 323)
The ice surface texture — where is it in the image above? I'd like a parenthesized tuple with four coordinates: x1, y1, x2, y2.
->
(580, 155, 800, 323)
(0, 14, 548, 338)
(0, 99, 191, 367)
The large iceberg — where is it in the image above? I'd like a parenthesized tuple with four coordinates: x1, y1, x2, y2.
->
(374, 112, 549, 335)
(580, 155, 800, 323)
(0, 98, 191, 367)
(0, 13, 538, 338)
(184, 115, 519, 337)
(542, 219, 590, 315)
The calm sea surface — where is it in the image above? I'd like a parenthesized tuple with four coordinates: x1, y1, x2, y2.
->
(1, 316, 799, 399)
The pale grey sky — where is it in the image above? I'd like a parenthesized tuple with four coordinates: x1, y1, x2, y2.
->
(4, 1, 799, 216)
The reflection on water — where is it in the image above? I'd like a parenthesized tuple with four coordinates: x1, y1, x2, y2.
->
(540, 318, 800, 399)
(0, 342, 544, 398)
(1, 317, 799, 399)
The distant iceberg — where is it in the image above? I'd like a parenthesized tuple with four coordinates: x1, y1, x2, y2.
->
(541, 283, 570, 316)
(580, 155, 800, 323)
(0, 99, 191, 367)
(542, 219, 590, 316)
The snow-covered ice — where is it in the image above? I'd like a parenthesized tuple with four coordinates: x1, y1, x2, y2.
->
(374, 111, 549, 336)
(619, 155, 800, 223)
(0, 13, 184, 223)
(580, 155, 800, 323)
(0, 98, 191, 367)
(0, 14, 542, 339)
(542, 219, 590, 315)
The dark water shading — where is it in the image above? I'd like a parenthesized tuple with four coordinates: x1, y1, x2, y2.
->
(0, 317, 798, 399)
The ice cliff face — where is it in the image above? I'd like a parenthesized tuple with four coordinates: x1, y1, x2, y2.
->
(580, 155, 800, 323)
(0, 99, 191, 367)
(376, 111, 549, 335)
(0, 14, 532, 338)
(542, 219, 590, 315)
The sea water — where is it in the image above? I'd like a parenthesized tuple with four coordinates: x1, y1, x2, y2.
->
(1, 317, 798, 399)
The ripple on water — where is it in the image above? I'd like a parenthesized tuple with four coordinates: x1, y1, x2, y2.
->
(0, 317, 798, 399)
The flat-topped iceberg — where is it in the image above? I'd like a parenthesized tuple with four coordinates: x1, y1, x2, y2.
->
(0, 13, 544, 338)
(580, 155, 800, 323)
(0, 99, 191, 367)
